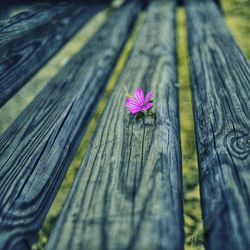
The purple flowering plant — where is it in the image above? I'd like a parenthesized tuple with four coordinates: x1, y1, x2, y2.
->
(124, 87, 157, 123)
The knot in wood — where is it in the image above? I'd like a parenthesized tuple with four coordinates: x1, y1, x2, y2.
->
(225, 130, 250, 160)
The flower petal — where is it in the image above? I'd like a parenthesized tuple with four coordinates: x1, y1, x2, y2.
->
(145, 90, 153, 104)
(142, 102, 153, 111)
(129, 106, 142, 114)
(125, 98, 140, 106)
(125, 103, 140, 108)
(134, 88, 144, 105)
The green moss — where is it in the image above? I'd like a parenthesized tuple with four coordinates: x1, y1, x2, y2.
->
(177, 7, 204, 250)
(223, 0, 250, 59)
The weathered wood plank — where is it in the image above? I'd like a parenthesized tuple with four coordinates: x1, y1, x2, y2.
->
(47, 1, 183, 249)
(0, 2, 140, 249)
(186, 0, 250, 249)
(0, 3, 101, 107)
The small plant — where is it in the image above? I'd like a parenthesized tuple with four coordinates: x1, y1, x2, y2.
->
(124, 87, 157, 123)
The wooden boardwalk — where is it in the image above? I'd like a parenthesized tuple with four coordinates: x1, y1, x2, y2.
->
(0, 0, 249, 249)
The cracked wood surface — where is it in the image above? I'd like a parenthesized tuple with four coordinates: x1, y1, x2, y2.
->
(0, 2, 140, 249)
(0, 3, 101, 107)
(47, 1, 183, 249)
(186, 0, 250, 249)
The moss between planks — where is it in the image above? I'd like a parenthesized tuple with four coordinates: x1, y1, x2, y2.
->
(178, 7, 204, 250)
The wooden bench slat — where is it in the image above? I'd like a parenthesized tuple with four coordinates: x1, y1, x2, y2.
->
(0, 2, 140, 248)
(0, 3, 101, 107)
(186, 0, 250, 248)
(47, 0, 183, 249)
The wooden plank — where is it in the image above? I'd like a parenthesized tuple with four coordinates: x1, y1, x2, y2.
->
(47, 0, 183, 249)
(0, 2, 140, 249)
(0, 3, 101, 107)
(186, 0, 250, 249)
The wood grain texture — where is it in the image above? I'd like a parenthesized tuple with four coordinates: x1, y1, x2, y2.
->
(47, 1, 183, 249)
(186, 0, 250, 249)
(0, 3, 101, 107)
(0, 3, 140, 249)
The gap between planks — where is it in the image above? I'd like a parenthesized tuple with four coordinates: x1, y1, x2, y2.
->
(32, 12, 145, 250)
(0, 8, 109, 133)
(177, 7, 204, 250)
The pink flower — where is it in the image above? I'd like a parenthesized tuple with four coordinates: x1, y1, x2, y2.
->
(125, 88, 153, 114)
